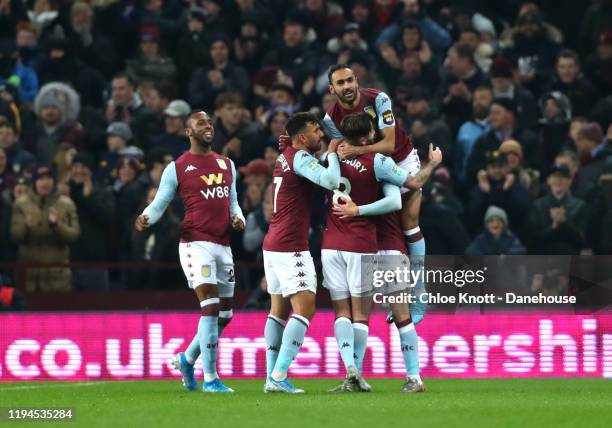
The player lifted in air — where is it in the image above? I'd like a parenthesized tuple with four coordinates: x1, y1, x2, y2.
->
(262, 112, 341, 394)
(328, 112, 442, 392)
(135, 111, 245, 393)
(323, 64, 429, 324)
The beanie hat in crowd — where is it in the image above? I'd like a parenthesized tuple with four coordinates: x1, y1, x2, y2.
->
(499, 139, 523, 160)
(484, 205, 508, 227)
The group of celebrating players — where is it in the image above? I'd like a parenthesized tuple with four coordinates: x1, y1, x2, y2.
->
(135, 65, 442, 394)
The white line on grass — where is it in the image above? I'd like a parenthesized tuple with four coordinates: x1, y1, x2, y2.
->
(1, 381, 140, 391)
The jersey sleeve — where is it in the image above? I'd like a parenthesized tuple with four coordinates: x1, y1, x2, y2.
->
(142, 162, 178, 224)
(374, 92, 396, 130)
(229, 160, 246, 225)
(293, 150, 340, 190)
(357, 183, 402, 216)
(322, 113, 344, 139)
(374, 153, 408, 187)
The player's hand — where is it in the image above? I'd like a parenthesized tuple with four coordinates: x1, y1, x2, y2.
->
(337, 142, 360, 160)
(428, 143, 442, 166)
(135, 214, 150, 231)
(332, 198, 359, 219)
(327, 138, 342, 154)
(231, 214, 245, 231)
(278, 133, 290, 151)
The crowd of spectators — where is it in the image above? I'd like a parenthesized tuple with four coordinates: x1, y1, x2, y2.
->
(0, 0, 611, 293)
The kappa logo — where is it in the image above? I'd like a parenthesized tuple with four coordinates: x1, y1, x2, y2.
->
(298, 281, 308, 288)
(295, 261, 304, 268)
(363, 106, 376, 118)
(267, 345, 279, 352)
(201, 173, 224, 185)
(294, 252, 302, 258)
(341, 342, 350, 349)
(185, 164, 197, 172)
(296, 271, 306, 278)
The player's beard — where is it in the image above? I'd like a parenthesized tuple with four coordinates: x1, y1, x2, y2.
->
(337, 88, 357, 104)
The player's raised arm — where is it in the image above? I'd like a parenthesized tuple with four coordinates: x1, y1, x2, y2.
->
(293, 142, 341, 191)
(373, 145, 442, 190)
(333, 183, 401, 219)
(229, 160, 246, 230)
(136, 161, 178, 230)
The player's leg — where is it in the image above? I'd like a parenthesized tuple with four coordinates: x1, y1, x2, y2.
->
(323, 250, 357, 374)
(389, 297, 425, 393)
(332, 298, 356, 373)
(398, 149, 428, 325)
(401, 190, 427, 324)
(173, 242, 208, 391)
(193, 283, 234, 392)
(265, 294, 290, 379)
(267, 250, 317, 393)
(262, 251, 290, 382)
(183, 268, 234, 366)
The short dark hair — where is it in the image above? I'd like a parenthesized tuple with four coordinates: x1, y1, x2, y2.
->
(184, 110, 209, 128)
(285, 112, 319, 138)
(328, 64, 352, 84)
(453, 44, 475, 64)
(557, 49, 580, 65)
(112, 72, 135, 87)
(339, 112, 372, 144)
(214, 91, 243, 110)
(474, 84, 493, 94)
(154, 80, 177, 101)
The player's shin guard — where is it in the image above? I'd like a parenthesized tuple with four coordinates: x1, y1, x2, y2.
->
(271, 314, 309, 382)
(199, 298, 220, 382)
(352, 321, 369, 373)
(185, 334, 200, 365)
(184, 309, 232, 365)
(265, 315, 286, 378)
(334, 317, 356, 371)
(404, 227, 427, 324)
(397, 319, 420, 380)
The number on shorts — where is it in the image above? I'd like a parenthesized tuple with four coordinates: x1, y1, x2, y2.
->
(273, 176, 283, 213)
(332, 176, 352, 204)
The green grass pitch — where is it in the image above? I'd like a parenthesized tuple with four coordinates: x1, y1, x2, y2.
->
(2, 378, 611, 427)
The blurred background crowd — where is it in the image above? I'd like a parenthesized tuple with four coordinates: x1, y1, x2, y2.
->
(0, 0, 611, 300)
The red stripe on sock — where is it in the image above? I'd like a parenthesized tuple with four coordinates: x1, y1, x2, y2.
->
(395, 318, 412, 329)
(405, 231, 424, 243)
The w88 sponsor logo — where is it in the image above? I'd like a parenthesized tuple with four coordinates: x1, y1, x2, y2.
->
(200, 186, 230, 199)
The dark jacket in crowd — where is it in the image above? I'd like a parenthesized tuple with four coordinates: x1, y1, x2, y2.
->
(467, 178, 531, 235)
(69, 180, 115, 261)
(465, 229, 526, 255)
(526, 193, 587, 254)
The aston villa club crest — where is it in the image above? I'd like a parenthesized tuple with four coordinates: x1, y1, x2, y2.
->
(216, 159, 228, 170)
(363, 106, 376, 119)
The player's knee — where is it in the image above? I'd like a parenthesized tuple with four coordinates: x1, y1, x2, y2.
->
(200, 297, 219, 316)
(394, 314, 412, 326)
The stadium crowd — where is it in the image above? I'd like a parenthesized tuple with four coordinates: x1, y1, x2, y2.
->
(0, 0, 611, 295)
